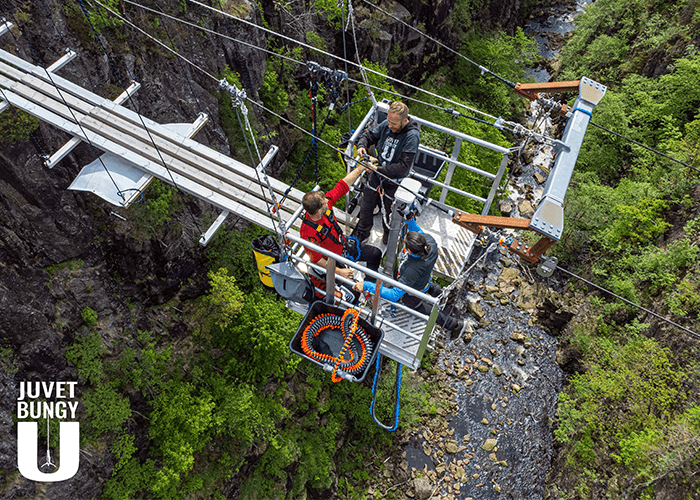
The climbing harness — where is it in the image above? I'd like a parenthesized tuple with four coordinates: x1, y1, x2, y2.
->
(299, 308, 374, 382)
(370, 353, 402, 431)
(301, 207, 362, 262)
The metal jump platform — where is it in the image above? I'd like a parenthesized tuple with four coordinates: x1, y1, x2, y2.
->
(282, 101, 513, 369)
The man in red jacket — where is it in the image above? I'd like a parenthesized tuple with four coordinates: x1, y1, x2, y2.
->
(301, 165, 381, 293)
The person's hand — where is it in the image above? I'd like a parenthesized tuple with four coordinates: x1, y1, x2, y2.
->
(356, 146, 367, 157)
(352, 281, 364, 292)
(338, 268, 354, 279)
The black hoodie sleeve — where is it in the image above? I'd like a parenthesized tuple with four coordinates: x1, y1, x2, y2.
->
(356, 121, 382, 150)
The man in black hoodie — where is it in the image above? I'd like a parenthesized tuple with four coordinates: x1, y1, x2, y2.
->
(354, 101, 420, 244)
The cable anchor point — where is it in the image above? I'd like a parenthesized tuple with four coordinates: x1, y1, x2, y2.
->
(219, 78, 247, 108)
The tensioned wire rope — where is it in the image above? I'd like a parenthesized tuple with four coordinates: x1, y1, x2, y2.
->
(92, 0, 288, 236)
(77, 0, 206, 233)
(357, 0, 700, 334)
(360, 0, 700, 174)
(185, 0, 501, 123)
(185, 0, 574, 148)
(359, 0, 517, 90)
(556, 266, 700, 340)
(121, 0, 554, 149)
(101, 0, 474, 212)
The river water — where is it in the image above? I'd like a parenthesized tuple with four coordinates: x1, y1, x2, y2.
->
(524, 0, 594, 82)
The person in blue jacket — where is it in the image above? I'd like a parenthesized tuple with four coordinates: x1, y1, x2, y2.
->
(352, 214, 467, 339)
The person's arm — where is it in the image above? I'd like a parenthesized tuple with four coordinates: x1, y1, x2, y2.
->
(405, 216, 423, 234)
(314, 257, 353, 279)
(354, 280, 406, 302)
(341, 163, 368, 188)
(356, 123, 381, 156)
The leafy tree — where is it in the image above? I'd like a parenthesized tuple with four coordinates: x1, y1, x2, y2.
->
(148, 381, 215, 498)
(206, 268, 244, 329)
(83, 382, 132, 439)
(66, 331, 105, 385)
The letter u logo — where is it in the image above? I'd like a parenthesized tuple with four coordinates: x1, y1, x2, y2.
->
(17, 422, 80, 482)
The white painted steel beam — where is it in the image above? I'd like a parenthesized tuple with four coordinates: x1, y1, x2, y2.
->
(46, 49, 77, 73)
(199, 210, 229, 247)
(46, 81, 143, 169)
(0, 20, 12, 37)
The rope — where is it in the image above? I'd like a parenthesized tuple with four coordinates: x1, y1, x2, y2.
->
(96, 0, 470, 203)
(556, 266, 700, 340)
(346, 0, 376, 108)
(221, 79, 288, 252)
(589, 121, 700, 174)
(87, 0, 204, 233)
(299, 308, 373, 381)
(186, 0, 503, 122)
(370, 353, 402, 431)
(214, 0, 274, 151)
(120, 0, 540, 140)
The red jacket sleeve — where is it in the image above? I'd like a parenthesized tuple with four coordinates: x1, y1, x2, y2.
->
(325, 179, 349, 209)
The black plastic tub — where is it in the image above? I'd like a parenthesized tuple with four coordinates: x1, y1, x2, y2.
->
(290, 301, 384, 383)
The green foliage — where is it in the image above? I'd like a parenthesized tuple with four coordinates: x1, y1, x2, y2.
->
(81, 307, 98, 328)
(83, 382, 132, 440)
(66, 332, 105, 385)
(111, 433, 137, 475)
(0, 108, 39, 144)
(148, 381, 215, 498)
(217, 66, 273, 162)
(305, 30, 327, 55)
(0, 345, 18, 376)
(206, 268, 244, 328)
(557, 331, 685, 443)
(559, 0, 700, 84)
(113, 331, 172, 394)
(667, 276, 700, 318)
(128, 179, 180, 238)
(45, 258, 84, 276)
(205, 224, 271, 292)
(258, 67, 289, 121)
(84, 0, 125, 35)
(446, 28, 537, 118)
(145, 179, 177, 226)
(103, 457, 156, 500)
(212, 290, 300, 383)
(314, 0, 343, 28)
(601, 198, 670, 251)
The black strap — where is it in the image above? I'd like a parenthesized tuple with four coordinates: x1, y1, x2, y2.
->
(302, 210, 346, 247)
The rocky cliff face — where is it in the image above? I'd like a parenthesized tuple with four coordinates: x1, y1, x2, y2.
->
(0, 0, 535, 497)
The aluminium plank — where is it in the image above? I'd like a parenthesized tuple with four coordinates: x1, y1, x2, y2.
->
(82, 109, 303, 220)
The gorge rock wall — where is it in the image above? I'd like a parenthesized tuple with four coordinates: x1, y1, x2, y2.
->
(0, 0, 537, 497)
